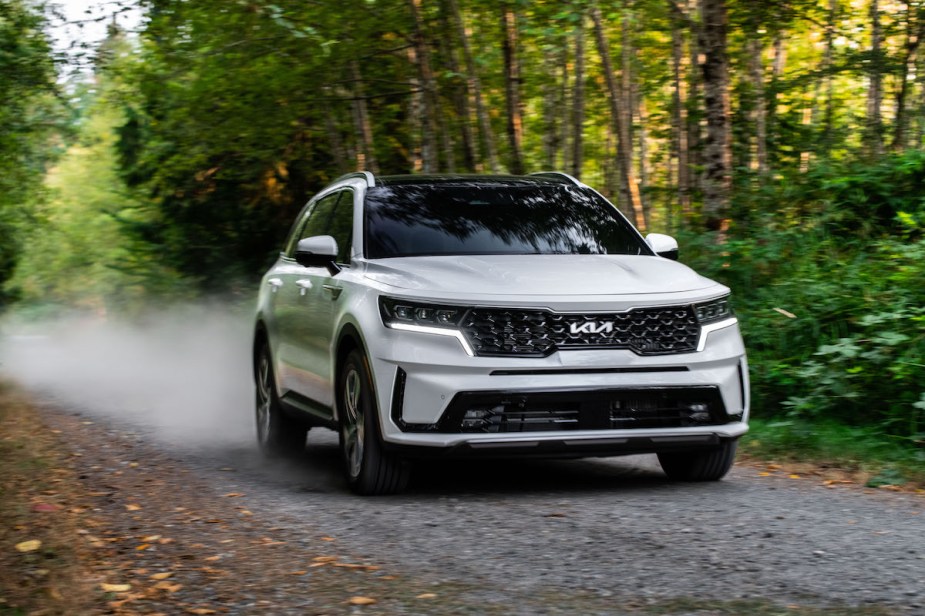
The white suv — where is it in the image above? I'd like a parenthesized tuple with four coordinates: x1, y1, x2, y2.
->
(254, 172, 748, 494)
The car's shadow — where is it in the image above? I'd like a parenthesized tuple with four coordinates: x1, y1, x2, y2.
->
(199, 429, 697, 499)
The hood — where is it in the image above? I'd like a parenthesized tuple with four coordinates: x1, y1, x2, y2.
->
(362, 255, 718, 296)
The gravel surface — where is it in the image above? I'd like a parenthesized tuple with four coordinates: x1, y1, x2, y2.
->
(2, 315, 923, 614)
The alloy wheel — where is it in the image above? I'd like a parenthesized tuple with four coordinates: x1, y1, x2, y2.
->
(342, 367, 365, 479)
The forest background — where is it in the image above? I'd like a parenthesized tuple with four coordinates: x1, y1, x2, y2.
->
(1, 0, 923, 481)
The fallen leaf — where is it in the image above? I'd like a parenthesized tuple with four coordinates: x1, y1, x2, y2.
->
(136, 544, 150, 551)
(321, 536, 336, 542)
(100, 583, 132, 593)
(150, 572, 173, 580)
(153, 581, 183, 593)
(126, 504, 142, 512)
(788, 474, 801, 479)
(204, 555, 221, 562)
(313, 556, 338, 563)
(223, 492, 244, 498)
(15, 540, 41, 552)
(289, 570, 307, 575)
(772, 307, 797, 319)
(332, 563, 380, 571)
(31, 503, 59, 513)
(142, 535, 162, 542)
(187, 609, 216, 615)
(416, 593, 437, 599)
(347, 596, 377, 606)
(758, 472, 772, 477)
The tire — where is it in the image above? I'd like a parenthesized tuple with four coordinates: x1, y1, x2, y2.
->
(658, 440, 738, 481)
(339, 350, 410, 495)
(255, 343, 307, 457)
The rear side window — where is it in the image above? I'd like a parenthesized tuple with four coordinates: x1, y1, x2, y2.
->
(364, 183, 650, 259)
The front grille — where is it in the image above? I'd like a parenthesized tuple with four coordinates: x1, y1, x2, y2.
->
(459, 305, 700, 357)
(433, 387, 727, 434)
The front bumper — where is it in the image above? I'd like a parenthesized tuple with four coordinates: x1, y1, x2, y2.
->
(367, 319, 749, 453)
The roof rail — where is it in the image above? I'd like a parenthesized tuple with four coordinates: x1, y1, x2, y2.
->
(333, 171, 376, 187)
(529, 171, 583, 187)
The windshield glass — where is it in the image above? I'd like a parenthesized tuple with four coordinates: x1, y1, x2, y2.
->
(364, 183, 650, 258)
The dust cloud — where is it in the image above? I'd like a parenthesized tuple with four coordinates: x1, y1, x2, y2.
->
(0, 303, 257, 447)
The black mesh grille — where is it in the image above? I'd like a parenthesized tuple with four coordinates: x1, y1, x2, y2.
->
(460, 305, 700, 357)
(436, 387, 727, 433)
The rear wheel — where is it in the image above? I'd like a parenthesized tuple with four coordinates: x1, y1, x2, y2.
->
(339, 350, 410, 495)
(658, 440, 738, 481)
(255, 344, 307, 456)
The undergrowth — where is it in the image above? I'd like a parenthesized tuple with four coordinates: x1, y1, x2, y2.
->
(682, 151, 925, 474)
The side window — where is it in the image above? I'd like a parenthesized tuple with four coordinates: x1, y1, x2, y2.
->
(299, 192, 341, 243)
(285, 189, 354, 265)
(329, 190, 354, 264)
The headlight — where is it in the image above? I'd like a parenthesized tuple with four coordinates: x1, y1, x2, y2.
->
(379, 296, 474, 355)
(379, 297, 467, 329)
(694, 295, 733, 324)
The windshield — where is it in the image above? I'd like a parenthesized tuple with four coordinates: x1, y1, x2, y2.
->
(364, 183, 651, 259)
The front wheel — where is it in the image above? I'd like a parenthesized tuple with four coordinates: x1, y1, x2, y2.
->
(658, 440, 738, 481)
(255, 344, 307, 456)
(339, 350, 410, 495)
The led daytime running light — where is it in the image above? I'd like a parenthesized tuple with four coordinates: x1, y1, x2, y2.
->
(694, 296, 733, 324)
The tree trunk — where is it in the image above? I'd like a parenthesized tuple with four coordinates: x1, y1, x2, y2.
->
(686, 0, 702, 197)
(669, 1, 691, 217)
(571, 18, 585, 179)
(621, 10, 647, 223)
(766, 33, 786, 170)
(323, 92, 348, 174)
(697, 0, 732, 232)
(747, 37, 767, 174)
(822, 0, 838, 152)
(590, 5, 645, 230)
(406, 46, 425, 172)
(502, 5, 525, 175)
(438, 0, 476, 171)
(350, 60, 379, 174)
(542, 45, 565, 169)
(892, 7, 924, 151)
(866, 0, 884, 156)
(407, 0, 440, 172)
(447, 0, 498, 172)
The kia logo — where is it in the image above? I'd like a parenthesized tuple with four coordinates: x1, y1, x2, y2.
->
(569, 321, 614, 335)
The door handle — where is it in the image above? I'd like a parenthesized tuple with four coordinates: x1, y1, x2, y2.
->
(295, 279, 313, 296)
(267, 278, 283, 292)
(322, 284, 342, 300)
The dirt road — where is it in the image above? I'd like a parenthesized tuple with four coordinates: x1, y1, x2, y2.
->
(1, 312, 923, 614)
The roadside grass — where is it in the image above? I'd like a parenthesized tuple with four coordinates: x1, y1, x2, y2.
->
(0, 381, 96, 615)
(742, 417, 925, 490)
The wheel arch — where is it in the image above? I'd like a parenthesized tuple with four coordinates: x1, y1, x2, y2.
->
(334, 323, 371, 424)
(253, 321, 269, 380)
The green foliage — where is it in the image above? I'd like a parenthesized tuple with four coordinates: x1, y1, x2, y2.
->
(743, 418, 925, 485)
(0, 0, 60, 308)
(684, 151, 925, 450)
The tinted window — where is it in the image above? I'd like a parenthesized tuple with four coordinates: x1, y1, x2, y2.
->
(299, 192, 341, 242)
(288, 190, 354, 265)
(329, 190, 354, 264)
(364, 184, 650, 259)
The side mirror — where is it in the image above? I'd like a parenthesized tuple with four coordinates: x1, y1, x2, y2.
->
(645, 233, 679, 261)
(294, 235, 341, 275)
